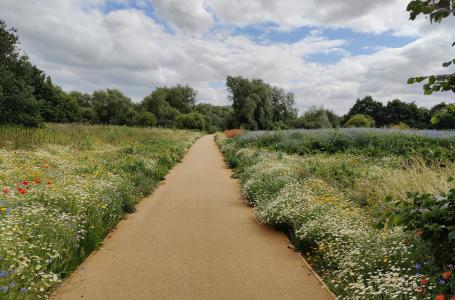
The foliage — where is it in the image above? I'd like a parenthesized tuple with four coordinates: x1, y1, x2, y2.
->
(344, 96, 386, 127)
(388, 180, 455, 265)
(294, 106, 333, 129)
(91, 89, 138, 126)
(345, 114, 376, 128)
(238, 128, 455, 162)
(194, 103, 233, 132)
(0, 125, 201, 298)
(216, 134, 455, 299)
(226, 76, 297, 130)
(407, 0, 455, 95)
(432, 103, 455, 129)
(0, 20, 42, 127)
(175, 112, 206, 131)
(134, 110, 157, 127)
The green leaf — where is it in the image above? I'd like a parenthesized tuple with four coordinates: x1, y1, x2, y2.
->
(443, 61, 453, 68)
(407, 77, 416, 84)
(448, 176, 454, 183)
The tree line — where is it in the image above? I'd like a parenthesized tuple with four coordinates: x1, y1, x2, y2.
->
(1, 17, 455, 131)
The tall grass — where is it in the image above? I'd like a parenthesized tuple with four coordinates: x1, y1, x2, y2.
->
(0, 124, 201, 299)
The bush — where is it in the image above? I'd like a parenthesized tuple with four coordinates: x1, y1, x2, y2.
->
(134, 111, 157, 127)
(294, 107, 332, 129)
(175, 112, 206, 131)
(345, 114, 375, 128)
(388, 179, 455, 265)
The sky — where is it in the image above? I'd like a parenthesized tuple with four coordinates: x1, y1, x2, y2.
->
(0, 0, 454, 114)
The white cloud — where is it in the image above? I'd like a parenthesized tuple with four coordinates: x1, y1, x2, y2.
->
(0, 0, 453, 115)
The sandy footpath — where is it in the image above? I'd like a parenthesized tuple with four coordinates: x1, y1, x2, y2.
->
(52, 135, 333, 300)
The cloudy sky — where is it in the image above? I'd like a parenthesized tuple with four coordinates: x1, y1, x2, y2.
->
(1, 0, 454, 113)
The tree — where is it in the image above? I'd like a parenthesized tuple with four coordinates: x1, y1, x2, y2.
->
(384, 99, 430, 129)
(0, 71, 42, 127)
(325, 109, 342, 128)
(344, 96, 386, 127)
(407, 0, 455, 95)
(0, 20, 42, 127)
(226, 76, 296, 130)
(345, 114, 376, 128)
(92, 89, 138, 125)
(38, 80, 82, 123)
(134, 110, 157, 127)
(431, 103, 455, 128)
(194, 103, 233, 132)
(270, 87, 298, 127)
(294, 106, 332, 129)
(165, 85, 197, 113)
(142, 88, 181, 127)
(175, 112, 206, 131)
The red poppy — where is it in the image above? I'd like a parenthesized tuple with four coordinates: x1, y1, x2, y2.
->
(420, 278, 429, 285)
(17, 188, 27, 195)
(450, 296, 455, 300)
(21, 181, 29, 186)
(442, 271, 452, 280)
(47, 180, 53, 186)
(435, 295, 445, 300)
(2, 187, 9, 194)
(43, 163, 49, 169)
(33, 178, 41, 184)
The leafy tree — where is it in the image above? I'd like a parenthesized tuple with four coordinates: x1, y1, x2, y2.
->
(0, 20, 42, 127)
(345, 114, 376, 128)
(165, 85, 197, 113)
(69, 91, 97, 123)
(39, 80, 82, 123)
(384, 99, 430, 129)
(270, 87, 298, 127)
(175, 112, 206, 131)
(431, 103, 455, 128)
(194, 103, 233, 132)
(325, 109, 342, 128)
(134, 110, 157, 127)
(294, 106, 332, 129)
(407, 0, 455, 95)
(345, 96, 386, 127)
(142, 88, 181, 127)
(92, 89, 138, 125)
(0, 71, 42, 127)
(226, 76, 296, 130)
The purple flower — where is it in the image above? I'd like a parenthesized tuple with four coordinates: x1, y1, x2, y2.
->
(439, 279, 446, 285)
(415, 263, 422, 270)
(0, 286, 8, 292)
(20, 287, 27, 293)
(0, 271, 8, 278)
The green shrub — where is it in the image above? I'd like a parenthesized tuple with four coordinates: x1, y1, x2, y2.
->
(388, 179, 455, 265)
(175, 112, 206, 131)
(344, 114, 375, 128)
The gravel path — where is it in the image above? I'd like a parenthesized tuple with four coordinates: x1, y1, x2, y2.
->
(53, 135, 333, 300)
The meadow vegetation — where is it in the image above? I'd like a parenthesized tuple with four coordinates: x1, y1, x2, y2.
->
(0, 124, 201, 299)
(217, 129, 455, 299)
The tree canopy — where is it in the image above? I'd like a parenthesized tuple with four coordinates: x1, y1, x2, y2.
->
(407, 0, 455, 95)
(226, 76, 297, 130)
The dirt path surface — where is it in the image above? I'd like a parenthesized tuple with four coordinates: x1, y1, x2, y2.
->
(53, 135, 333, 300)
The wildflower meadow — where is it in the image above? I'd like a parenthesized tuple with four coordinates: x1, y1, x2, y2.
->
(217, 129, 455, 300)
(0, 124, 201, 299)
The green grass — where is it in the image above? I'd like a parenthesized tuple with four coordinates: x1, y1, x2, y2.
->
(217, 131, 455, 299)
(0, 124, 201, 299)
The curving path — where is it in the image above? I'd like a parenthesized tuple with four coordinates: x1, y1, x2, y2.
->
(53, 135, 333, 300)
